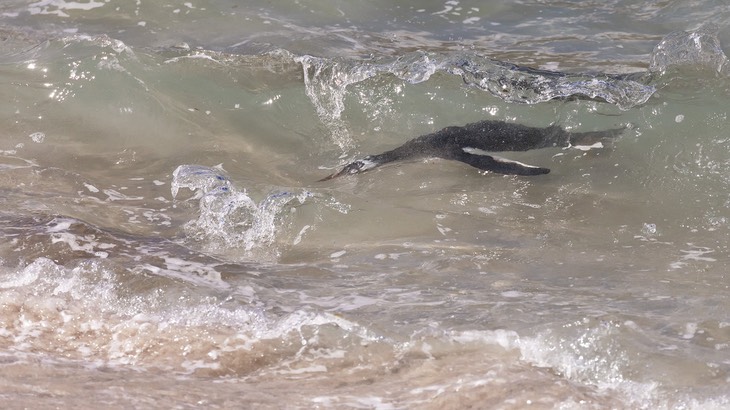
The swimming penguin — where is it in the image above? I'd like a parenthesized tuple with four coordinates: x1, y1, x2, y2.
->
(319, 120, 624, 181)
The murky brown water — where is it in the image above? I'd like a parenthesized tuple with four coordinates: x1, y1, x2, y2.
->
(0, 1, 729, 409)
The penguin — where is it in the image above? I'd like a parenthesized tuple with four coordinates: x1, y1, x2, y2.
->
(319, 120, 624, 181)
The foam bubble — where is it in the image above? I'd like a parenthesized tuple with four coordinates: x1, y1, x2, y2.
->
(29, 132, 45, 143)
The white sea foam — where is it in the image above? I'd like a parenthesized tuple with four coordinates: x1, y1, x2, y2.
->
(442, 325, 665, 408)
(0, 258, 319, 374)
(28, 0, 107, 17)
(670, 244, 716, 269)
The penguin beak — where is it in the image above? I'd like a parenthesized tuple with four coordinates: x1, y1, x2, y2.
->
(317, 160, 367, 182)
(317, 168, 346, 182)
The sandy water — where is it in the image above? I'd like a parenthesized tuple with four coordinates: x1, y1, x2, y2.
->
(0, 1, 729, 409)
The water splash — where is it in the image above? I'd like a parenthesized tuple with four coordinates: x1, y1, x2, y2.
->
(450, 57, 655, 110)
(171, 165, 313, 261)
(171, 164, 236, 200)
(296, 55, 374, 151)
(296, 52, 452, 150)
(650, 25, 729, 75)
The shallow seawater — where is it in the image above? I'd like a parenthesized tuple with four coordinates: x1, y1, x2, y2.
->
(0, 1, 729, 409)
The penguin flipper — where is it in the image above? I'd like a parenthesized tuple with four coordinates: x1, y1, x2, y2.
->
(318, 146, 550, 181)
(456, 147, 550, 176)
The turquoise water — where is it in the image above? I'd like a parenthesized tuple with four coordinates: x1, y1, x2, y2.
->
(0, 1, 729, 409)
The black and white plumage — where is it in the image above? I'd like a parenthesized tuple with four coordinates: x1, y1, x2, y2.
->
(319, 120, 624, 181)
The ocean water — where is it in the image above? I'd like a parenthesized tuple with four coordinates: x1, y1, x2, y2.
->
(0, 1, 729, 409)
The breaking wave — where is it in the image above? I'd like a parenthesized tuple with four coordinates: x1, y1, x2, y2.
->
(293, 26, 728, 150)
